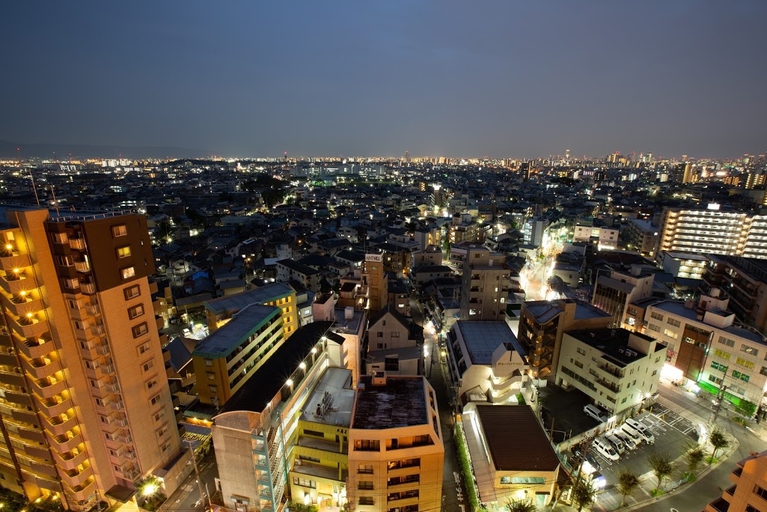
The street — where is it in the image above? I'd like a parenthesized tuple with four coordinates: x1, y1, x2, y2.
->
(162, 450, 218, 512)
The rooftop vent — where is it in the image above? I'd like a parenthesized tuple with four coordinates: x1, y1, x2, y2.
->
(345, 306, 354, 320)
(372, 371, 387, 387)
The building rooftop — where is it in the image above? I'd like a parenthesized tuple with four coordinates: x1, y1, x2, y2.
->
(301, 367, 355, 428)
(574, 300, 613, 320)
(654, 300, 766, 344)
(333, 308, 365, 334)
(456, 321, 523, 365)
(351, 375, 427, 429)
(193, 304, 281, 359)
(222, 321, 334, 413)
(566, 328, 658, 367)
(475, 405, 560, 471)
(205, 282, 294, 315)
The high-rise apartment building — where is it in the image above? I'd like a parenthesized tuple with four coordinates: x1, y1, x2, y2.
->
(0, 208, 186, 509)
(592, 269, 655, 329)
(657, 206, 767, 260)
(706, 450, 767, 512)
(460, 246, 510, 321)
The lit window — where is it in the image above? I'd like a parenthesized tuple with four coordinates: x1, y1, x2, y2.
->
(121, 267, 136, 280)
(116, 246, 131, 259)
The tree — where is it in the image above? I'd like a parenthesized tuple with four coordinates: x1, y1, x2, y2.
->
(505, 497, 537, 512)
(647, 452, 673, 491)
(617, 469, 640, 506)
(709, 427, 730, 463)
(571, 479, 596, 512)
(685, 445, 705, 480)
(736, 399, 757, 419)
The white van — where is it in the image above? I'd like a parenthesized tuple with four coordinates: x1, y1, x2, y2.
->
(583, 404, 606, 422)
(612, 430, 637, 450)
(621, 423, 644, 445)
(605, 434, 626, 455)
(593, 437, 619, 461)
(625, 418, 655, 444)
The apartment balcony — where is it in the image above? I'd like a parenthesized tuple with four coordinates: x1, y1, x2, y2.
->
(61, 465, 94, 488)
(22, 355, 58, 380)
(0, 369, 26, 387)
(18, 427, 47, 444)
(1, 293, 43, 318)
(595, 377, 620, 394)
(9, 315, 48, 340)
(11, 407, 40, 426)
(6, 391, 35, 409)
(63, 476, 96, 503)
(68, 238, 86, 251)
(27, 473, 63, 492)
(85, 364, 114, 381)
(0, 349, 15, 367)
(23, 444, 52, 461)
(21, 459, 58, 479)
(30, 376, 67, 399)
(47, 432, 82, 453)
(53, 448, 88, 472)
(18, 336, 54, 360)
(705, 496, 730, 512)
(106, 429, 133, 450)
(0, 253, 30, 273)
(90, 380, 119, 399)
(593, 363, 623, 381)
(74, 261, 90, 273)
(45, 414, 77, 437)
(38, 396, 73, 418)
(0, 272, 29, 296)
(386, 495, 419, 508)
(155, 316, 164, 331)
(79, 282, 96, 295)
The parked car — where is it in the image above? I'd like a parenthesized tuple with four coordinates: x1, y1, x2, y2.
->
(625, 418, 655, 444)
(620, 424, 644, 445)
(583, 404, 607, 422)
(594, 437, 620, 461)
(605, 434, 626, 455)
(613, 430, 638, 450)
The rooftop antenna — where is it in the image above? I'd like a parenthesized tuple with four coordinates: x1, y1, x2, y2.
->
(50, 185, 60, 217)
(29, 169, 40, 206)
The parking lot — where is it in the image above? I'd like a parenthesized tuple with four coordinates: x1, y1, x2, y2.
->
(581, 411, 696, 482)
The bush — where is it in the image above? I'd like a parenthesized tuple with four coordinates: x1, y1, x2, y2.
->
(454, 424, 480, 512)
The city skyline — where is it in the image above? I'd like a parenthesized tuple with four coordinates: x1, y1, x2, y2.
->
(2, 1, 767, 159)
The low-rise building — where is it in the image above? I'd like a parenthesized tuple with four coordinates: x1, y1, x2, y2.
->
(205, 282, 299, 338)
(463, 404, 560, 509)
(517, 299, 612, 379)
(446, 321, 529, 404)
(555, 328, 666, 416)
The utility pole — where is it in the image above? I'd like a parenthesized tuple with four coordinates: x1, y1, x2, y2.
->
(186, 440, 211, 512)
(710, 369, 728, 426)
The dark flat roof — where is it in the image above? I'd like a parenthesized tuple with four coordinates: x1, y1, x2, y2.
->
(352, 375, 427, 429)
(475, 405, 560, 472)
(222, 321, 334, 413)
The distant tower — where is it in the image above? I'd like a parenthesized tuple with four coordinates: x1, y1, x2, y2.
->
(404, 151, 411, 164)
(682, 162, 695, 184)
(565, 149, 571, 162)
(283, 151, 288, 162)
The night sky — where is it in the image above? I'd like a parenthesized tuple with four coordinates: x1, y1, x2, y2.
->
(2, 1, 766, 159)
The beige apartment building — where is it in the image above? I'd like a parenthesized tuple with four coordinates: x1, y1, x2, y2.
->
(0, 208, 186, 509)
(555, 328, 666, 416)
(707, 450, 767, 512)
(460, 246, 511, 321)
(348, 373, 443, 512)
